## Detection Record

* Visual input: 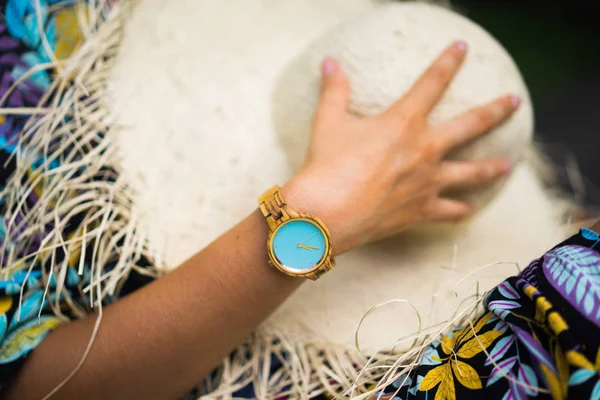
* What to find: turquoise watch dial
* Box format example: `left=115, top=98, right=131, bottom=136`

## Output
left=271, top=219, right=327, bottom=272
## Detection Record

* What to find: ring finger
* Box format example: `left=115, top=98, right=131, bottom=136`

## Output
left=438, top=159, right=511, bottom=191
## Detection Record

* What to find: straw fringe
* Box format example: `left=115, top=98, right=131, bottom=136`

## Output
left=1, top=0, right=163, bottom=321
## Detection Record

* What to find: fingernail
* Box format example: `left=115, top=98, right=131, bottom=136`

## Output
left=510, top=95, right=521, bottom=109
left=455, top=40, right=468, bottom=53
left=322, top=58, right=337, bottom=76
left=502, top=161, right=512, bottom=173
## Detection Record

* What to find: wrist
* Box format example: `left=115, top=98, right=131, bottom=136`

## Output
left=281, top=174, right=344, bottom=256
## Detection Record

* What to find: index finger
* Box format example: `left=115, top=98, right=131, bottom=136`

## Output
left=386, top=41, right=468, bottom=119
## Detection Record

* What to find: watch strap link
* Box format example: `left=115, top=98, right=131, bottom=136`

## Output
left=258, top=185, right=296, bottom=230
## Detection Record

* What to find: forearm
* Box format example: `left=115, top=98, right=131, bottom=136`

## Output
left=3, top=209, right=302, bottom=400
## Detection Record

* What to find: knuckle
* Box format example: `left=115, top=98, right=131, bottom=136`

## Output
left=472, top=108, right=495, bottom=127
left=327, top=80, right=344, bottom=95
left=419, top=140, right=441, bottom=161
left=384, top=114, right=414, bottom=140
left=430, top=64, right=452, bottom=84
left=472, top=167, right=489, bottom=184
left=391, top=111, right=412, bottom=128
left=320, top=92, right=340, bottom=108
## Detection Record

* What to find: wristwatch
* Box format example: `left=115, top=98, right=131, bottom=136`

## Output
left=258, top=185, right=335, bottom=280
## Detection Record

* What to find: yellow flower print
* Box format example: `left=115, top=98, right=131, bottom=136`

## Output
left=0, top=297, right=13, bottom=315
left=420, top=312, right=503, bottom=399
left=451, top=360, right=482, bottom=390
left=436, top=364, right=455, bottom=400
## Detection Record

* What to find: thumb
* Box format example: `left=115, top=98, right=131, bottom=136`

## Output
left=315, top=58, right=350, bottom=122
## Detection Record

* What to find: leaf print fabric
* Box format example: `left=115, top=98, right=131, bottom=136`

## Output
left=378, top=228, right=600, bottom=400
left=542, top=245, right=600, bottom=327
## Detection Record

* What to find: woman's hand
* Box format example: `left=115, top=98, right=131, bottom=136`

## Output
left=283, top=41, right=520, bottom=254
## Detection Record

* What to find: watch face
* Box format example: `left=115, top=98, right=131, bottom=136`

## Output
left=271, top=219, right=328, bottom=273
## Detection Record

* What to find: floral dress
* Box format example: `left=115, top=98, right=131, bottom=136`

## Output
left=1, top=1, right=599, bottom=399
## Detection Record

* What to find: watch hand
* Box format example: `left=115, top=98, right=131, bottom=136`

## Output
left=297, top=244, right=319, bottom=250
left=299, top=232, right=317, bottom=246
